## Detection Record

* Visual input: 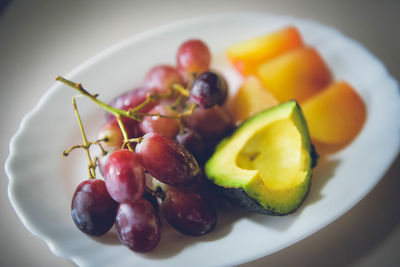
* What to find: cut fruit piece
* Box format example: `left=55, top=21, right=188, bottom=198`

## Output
left=226, top=26, right=304, bottom=76
left=301, top=81, right=366, bottom=144
left=257, top=47, right=332, bottom=103
left=205, top=101, right=314, bottom=215
left=229, top=76, right=279, bottom=124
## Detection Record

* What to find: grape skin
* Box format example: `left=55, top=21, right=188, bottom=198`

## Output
left=135, top=132, right=200, bottom=187
left=106, top=87, right=155, bottom=121
left=182, top=105, right=234, bottom=160
left=104, top=150, right=146, bottom=203
left=71, top=179, right=118, bottom=236
left=162, top=189, right=217, bottom=236
left=177, top=39, right=211, bottom=80
left=176, top=128, right=206, bottom=163
left=182, top=105, right=233, bottom=140
left=115, top=199, right=161, bottom=253
left=190, top=71, right=228, bottom=108
left=143, top=64, right=185, bottom=94
left=139, top=103, right=180, bottom=139
left=97, top=119, right=125, bottom=150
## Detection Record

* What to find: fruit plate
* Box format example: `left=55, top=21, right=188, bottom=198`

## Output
left=5, top=13, right=400, bottom=267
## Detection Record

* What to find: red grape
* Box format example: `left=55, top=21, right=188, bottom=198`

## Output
left=176, top=128, right=206, bottom=163
left=177, top=39, right=211, bottom=80
left=182, top=106, right=234, bottom=160
left=106, top=87, right=154, bottom=121
left=104, top=150, right=145, bottom=203
left=135, top=132, right=200, bottom=187
left=71, top=179, right=118, bottom=236
left=115, top=199, right=161, bottom=253
left=182, top=105, right=234, bottom=144
left=97, top=120, right=125, bottom=150
left=139, top=103, right=180, bottom=139
left=143, top=64, right=184, bottom=94
left=190, top=71, right=228, bottom=108
left=162, top=189, right=217, bottom=236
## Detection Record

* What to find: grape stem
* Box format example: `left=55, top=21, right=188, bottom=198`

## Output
left=171, top=83, right=190, bottom=97
left=122, top=136, right=144, bottom=150
left=63, top=139, right=107, bottom=157
left=115, top=114, right=134, bottom=151
left=71, top=97, right=96, bottom=179
left=56, top=76, right=138, bottom=120
left=56, top=76, right=194, bottom=122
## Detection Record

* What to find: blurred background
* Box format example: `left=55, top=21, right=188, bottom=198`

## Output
left=1, top=0, right=399, bottom=266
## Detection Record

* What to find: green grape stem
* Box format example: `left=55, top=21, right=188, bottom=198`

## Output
left=72, top=97, right=97, bottom=179
left=56, top=76, right=136, bottom=120
left=56, top=76, right=195, bottom=122
left=115, top=114, right=133, bottom=151
left=171, top=83, right=190, bottom=97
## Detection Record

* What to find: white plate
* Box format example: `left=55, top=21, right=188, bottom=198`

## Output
left=6, top=13, right=400, bottom=267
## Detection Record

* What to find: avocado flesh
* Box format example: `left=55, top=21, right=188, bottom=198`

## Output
left=205, top=101, right=312, bottom=215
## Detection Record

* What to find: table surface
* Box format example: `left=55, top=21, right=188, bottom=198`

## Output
left=1, top=1, right=400, bottom=266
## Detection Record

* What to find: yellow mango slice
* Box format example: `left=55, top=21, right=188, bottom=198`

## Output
left=301, top=81, right=366, bottom=144
left=257, top=47, right=332, bottom=104
left=229, top=76, right=279, bottom=124
left=226, top=26, right=304, bottom=76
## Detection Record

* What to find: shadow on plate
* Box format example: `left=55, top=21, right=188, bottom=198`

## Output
left=141, top=193, right=249, bottom=259
left=305, top=155, right=341, bottom=205
left=90, top=227, right=120, bottom=245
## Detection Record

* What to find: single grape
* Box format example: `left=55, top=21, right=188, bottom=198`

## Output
left=106, top=87, right=155, bottom=121
left=177, top=39, right=211, bottom=80
left=190, top=71, right=228, bottom=108
left=97, top=120, right=125, bottom=150
left=115, top=199, right=161, bottom=253
left=135, top=132, right=200, bottom=187
left=176, top=128, right=206, bottom=163
left=162, top=189, right=217, bottom=236
left=143, top=64, right=185, bottom=94
left=104, top=149, right=145, bottom=203
left=182, top=105, right=234, bottom=146
left=139, top=103, right=180, bottom=139
left=71, top=179, right=118, bottom=236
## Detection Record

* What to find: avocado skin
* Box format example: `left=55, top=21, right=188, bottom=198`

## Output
left=310, top=143, right=319, bottom=168
left=215, top=184, right=279, bottom=215
left=213, top=179, right=311, bottom=216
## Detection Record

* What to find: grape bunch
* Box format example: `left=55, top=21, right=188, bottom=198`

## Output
left=62, top=39, right=233, bottom=253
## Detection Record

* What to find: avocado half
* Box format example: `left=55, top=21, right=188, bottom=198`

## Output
left=205, top=100, right=315, bottom=215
